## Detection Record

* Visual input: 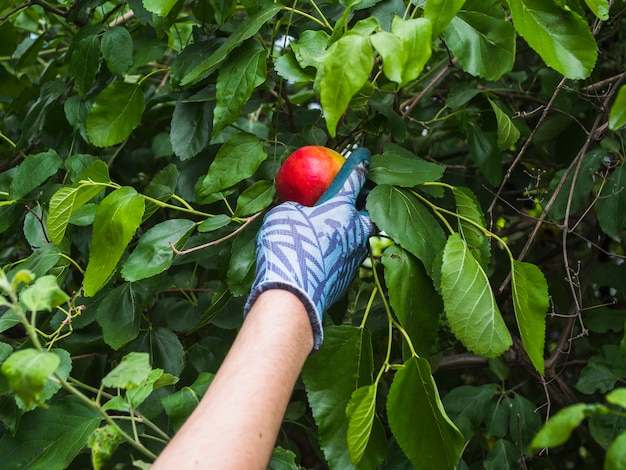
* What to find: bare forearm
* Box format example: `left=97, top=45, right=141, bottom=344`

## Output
left=153, top=289, right=313, bottom=469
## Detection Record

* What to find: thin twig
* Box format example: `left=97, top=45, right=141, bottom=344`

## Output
left=170, top=211, right=264, bottom=255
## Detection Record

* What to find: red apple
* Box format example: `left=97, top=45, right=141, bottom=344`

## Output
left=275, top=146, right=346, bottom=206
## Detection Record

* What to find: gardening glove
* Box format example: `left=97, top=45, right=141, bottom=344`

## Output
left=243, top=147, right=374, bottom=351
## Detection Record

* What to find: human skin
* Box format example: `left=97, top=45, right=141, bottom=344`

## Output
left=152, top=289, right=313, bottom=469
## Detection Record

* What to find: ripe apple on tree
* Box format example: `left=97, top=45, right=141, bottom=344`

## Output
left=275, top=145, right=346, bottom=207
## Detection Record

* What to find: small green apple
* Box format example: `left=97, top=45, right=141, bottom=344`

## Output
left=275, top=146, right=346, bottom=206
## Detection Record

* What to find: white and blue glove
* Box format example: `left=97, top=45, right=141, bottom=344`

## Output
left=243, top=148, right=374, bottom=350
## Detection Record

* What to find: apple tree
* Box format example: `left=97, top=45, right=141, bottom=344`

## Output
left=1, top=0, right=625, bottom=468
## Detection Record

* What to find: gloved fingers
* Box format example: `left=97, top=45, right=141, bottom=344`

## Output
left=315, top=147, right=371, bottom=206
left=356, top=210, right=376, bottom=238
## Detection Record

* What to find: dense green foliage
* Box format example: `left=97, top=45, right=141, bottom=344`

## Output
left=0, top=0, right=625, bottom=468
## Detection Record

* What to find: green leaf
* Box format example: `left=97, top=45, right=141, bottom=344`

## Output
left=0, top=396, right=101, bottom=469
left=576, top=361, right=616, bottom=394
left=20, top=275, right=69, bottom=312
left=382, top=244, right=440, bottom=357
left=143, top=164, right=179, bottom=219
left=346, top=384, right=377, bottom=464
left=213, top=40, right=268, bottom=137
left=370, top=17, right=432, bottom=87
left=88, top=424, right=123, bottom=470
left=1, top=348, right=60, bottom=407
left=468, top=123, right=501, bottom=186
left=597, top=161, right=626, bottom=239
left=234, top=180, right=275, bottom=217
left=198, top=214, right=232, bottom=232
left=508, top=393, right=542, bottom=448
left=302, top=326, right=386, bottom=470
left=179, top=4, right=282, bottom=86
left=511, top=261, right=548, bottom=374
left=269, top=447, right=299, bottom=470
left=509, top=0, right=597, bottom=79
left=423, top=0, right=465, bottom=38
left=606, top=388, right=626, bottom=408
left=129, top=326, right=186, bottom=376
left=47, top=160, right=110, bottom=245
left=367, top=185, right=446, bottom=272
left=162, top=372, right=214, bottom=431
left=453, top=186, right=490, bottom=268
left=195, top=132, right=268, bottom=202
left=102, top=352, right=151, bottom=389
left=274, top=51, right=314, bottom=83
left=489, top=98, right=521, bottom=150
left=291, top=30, right=330, bottom=70
left=440, top=233, right=512, bottom=357
left=9, top=149, right=63, bottom=200
left=369, top=150, right=445, bottom=187
left=387, top=356, right=464, bottom=470
left=101, top=26, right=133, bottom=77
left=68, top=32, right=101, bottom=98
left=320, top=33, right=374, bottom=137
left=530, top=403, right=589, bottom=449
left=170, top=96, right=213, bottom=161
left=121, top=219, right=196, bottom=281
left=86, top=82, right=145, bottom=147
left=485, top=439, right=520, bottom=469
left=606, top=431, right=626, bottom=470
left=96, top=283, right=142, bottom=350
left=143, top=0, right=178, bottom=16
left=584, top=0, right=609, bottom=20
left=226, top=216, right=262, bottom=296
left=443, top=384, right=498, bottom=439
left=83, top=186, right=145, bottom=296
left=445, top=0, right=515, bottom=81
left=609, top=85, right=626, bottom=131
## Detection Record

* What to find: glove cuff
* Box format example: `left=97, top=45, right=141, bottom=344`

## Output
left=243, top=281, right=324, bottom=351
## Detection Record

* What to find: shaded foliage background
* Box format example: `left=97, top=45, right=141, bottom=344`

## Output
left=1, top=0, right=626, bottom=468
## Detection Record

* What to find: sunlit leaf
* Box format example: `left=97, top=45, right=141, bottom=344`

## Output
left=453, top=186, right=490, bottom=268
left=489, top=98, right=521, bottom=150
left=83, top=187, right=145, bottom=296
left=440, top=233, right=512, bottom=357
left=511, top=261, right=549, bottom=374
left=609, top=85, right=626, bottom=131
left=530, top=403, right=589, bottom=449
left=371, top=17, right=431, bottom=87
left=424, top=0, right=465, bottom=38
left=47, top=160, right=110, bottom=244
left=1, top=349, right=60, bottom=407
left=509, top=0, right=597, bottom=79
left=346, top=384, right=377, bottom=464
left=320, top=33, right=374, bottom=137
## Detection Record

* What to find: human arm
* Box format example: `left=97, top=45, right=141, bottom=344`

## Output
left=152, top=289, right=312, bottom=469
left=152, top=149, right=373, bottom=468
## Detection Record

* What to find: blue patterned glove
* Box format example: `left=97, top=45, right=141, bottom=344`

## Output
left=243, top=148, right=374, bottom=350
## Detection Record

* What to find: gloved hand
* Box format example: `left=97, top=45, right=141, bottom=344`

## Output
left=243, top=147, right=374, bottom=350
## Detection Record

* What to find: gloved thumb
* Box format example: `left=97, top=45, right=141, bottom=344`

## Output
left=315, top=147, right=371, bottom=206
